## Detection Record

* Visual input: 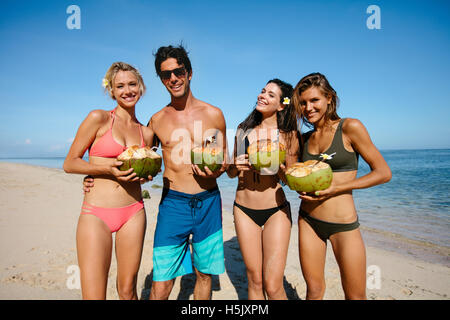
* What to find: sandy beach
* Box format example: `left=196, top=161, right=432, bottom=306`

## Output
left=0, top=162, right=448, bottom=300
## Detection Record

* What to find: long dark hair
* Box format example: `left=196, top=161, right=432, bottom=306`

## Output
left=239, top=79, right=296, bottom=132
left=235, top=79, right=297, bottom=157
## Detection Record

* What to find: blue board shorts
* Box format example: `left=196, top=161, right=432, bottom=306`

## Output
left=152, top=187, right=225, bottom=282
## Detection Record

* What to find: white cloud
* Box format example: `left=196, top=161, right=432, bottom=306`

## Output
left=25, top=139, right=31, bottom=145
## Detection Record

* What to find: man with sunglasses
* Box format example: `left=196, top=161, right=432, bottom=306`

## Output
left=147, top=45, right=227, bottom=300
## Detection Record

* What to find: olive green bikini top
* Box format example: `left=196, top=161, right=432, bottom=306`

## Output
left=301, top=118, right=359, bottom=172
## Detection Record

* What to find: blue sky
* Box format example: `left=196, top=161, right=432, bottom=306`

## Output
left=0, top=0, right=449, bottom=157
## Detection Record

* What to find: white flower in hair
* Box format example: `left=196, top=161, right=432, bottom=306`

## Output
left=102, top=78, right=109, bottom=88
left=283, top=97, right=290, bottom=105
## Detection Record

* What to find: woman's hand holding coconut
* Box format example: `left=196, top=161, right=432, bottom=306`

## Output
left=116, top=145, right=162, bottom=182
left=109, top=159, right=139, bottom=182
left=298, top=184, right=338, bottom=202
left=82, top=159, right=157, bottom=193
left=285, top=160, right=335, bottom=200
left=226, top=153, right=254, bottom=178
left=82, top=159, right=140, bottom=194
left=234, top=154, right=253, bottom=172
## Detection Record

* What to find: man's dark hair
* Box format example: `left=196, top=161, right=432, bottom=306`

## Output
left=154, top=44, right=192, bottom=77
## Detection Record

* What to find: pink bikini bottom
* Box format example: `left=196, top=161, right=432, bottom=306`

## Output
left=81, top=200, right=144, bottom=233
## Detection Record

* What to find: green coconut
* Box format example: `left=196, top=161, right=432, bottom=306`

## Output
left=117, top=145, right=162, bottom=178
left=247, top=139, right=286, bottom=172
left=191, top=146, right=224, bottom=172
left=285, top=160, right=332, bottom=192
left=191, top=135, right=224, bottom=172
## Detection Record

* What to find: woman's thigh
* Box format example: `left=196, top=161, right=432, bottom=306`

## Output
left=115, top=209, right=147, bottom=281
left=298, top=218, right=328, bottom=286
left=233, top=207, right=263, bottom=275
left=329, top=228, right=366, bottom=299
left=262, top=209, right=292, bottom=282
left=76, top=214, right=113, bottom=299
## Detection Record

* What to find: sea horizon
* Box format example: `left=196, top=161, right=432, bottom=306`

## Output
left=1, top=147, right=449, bottom=160
left=2, top=148, right=449, bottom=257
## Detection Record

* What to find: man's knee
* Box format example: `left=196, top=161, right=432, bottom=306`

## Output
left=150, top=280, right=174, bottom=300
left=195, top=269, right=212, bottom=283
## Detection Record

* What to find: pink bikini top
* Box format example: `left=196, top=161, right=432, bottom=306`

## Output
left=89, top=109, right=145, bottom=158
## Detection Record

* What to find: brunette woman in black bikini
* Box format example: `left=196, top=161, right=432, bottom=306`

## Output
left=291, top=73, right=391, bottom=299
left=227, top=79, right=299, bottom=299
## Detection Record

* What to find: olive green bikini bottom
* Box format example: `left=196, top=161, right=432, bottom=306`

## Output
left=299, top=209, right=360, bottom=242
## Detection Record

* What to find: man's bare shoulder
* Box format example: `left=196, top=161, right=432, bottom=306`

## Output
left=148, top=106, right=170, bottom=125
left=195, top=100, right=223, bottom=117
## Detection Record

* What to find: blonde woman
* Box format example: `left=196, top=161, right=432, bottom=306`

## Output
left=64, top=62, right=153, bottom=299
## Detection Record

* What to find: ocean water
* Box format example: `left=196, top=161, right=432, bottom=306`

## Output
left=354, top=149, right=450, bottom=248
left=2, top=149, right=449, bottom=248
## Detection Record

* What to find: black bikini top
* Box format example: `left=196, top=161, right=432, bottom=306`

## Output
left=301, top=118, right=359, bottom=172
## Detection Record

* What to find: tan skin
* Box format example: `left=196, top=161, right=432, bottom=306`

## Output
left=83, top=59, right=227, bottom=300
left=147, top=58, right=227, bottom=300
left=227, top=83, right=299, bottom=300
left=296, top=86, right=392, bottom=300
left=63, top=70, right=153, bottom=300
left=85, top=59, right=227, bottom=299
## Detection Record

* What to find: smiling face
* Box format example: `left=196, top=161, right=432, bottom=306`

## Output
left=255, top=82, right=284, bottom=117
left=111, top=70, right=141, bottom=108
left=298, top=86, right=332, bottom=126
left=159, top=57, right=192, bottom=99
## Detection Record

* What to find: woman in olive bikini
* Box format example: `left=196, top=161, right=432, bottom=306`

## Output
left=291, top=73, right=391, bottom=299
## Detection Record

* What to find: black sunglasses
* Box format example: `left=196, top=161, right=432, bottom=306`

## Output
left=159, top=67, right=187, bottom=80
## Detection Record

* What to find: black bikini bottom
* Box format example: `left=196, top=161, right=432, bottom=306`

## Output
left=234, top=201, right=291, bottom=227
left=299, top=209, right=360, bottom=242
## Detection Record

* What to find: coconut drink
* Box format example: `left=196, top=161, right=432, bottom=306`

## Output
left=285, top=160, right=333, bottom=192
left=247, top=139, right=286, bottom=172
left=117, top=145, right=162, bottom=178
left=191, top=136, right=224, bottom=172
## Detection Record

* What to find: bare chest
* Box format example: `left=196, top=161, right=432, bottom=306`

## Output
left=154, top=111, right=219, bottom=150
